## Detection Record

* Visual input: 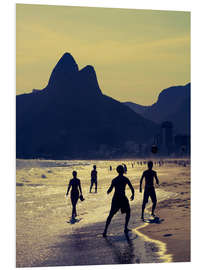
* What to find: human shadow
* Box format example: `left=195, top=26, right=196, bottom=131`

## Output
left=144, top=216, right=164, bottom=224
left=66, top=217, right=82, bottom=224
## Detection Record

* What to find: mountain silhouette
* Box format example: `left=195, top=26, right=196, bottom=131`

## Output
left=16, top=53, right=158, bottom=159
left=125, top=83, right=190, bottom=135
left=166, top=97, right=190, bottom=134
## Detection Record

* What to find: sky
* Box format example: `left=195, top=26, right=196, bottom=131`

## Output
left=16, top=4, right=190, bottom=105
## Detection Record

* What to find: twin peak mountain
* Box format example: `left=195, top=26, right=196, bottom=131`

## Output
left=16, top=52, right=158, bottom=159
left=45, top=52, right=102, bottom=98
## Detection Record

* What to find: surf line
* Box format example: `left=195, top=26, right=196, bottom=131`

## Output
left=132, top=207, right=173, bottom=263
left=132, top=223, right=172, bottom=263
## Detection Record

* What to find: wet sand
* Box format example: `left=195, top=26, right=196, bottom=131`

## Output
left=16, top=159, right=190, bottom=267
left=30, top=204, right=163, bottom=267
left=137, top=163, right=190, bottom=262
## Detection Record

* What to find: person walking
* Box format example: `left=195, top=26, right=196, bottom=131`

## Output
left=66, top=171, right=83, bottom=219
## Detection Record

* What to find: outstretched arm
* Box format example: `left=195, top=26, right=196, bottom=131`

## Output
left=140, top=173, right=144, bottom=193
left=66, top=181, right=71, bottom=196
left=107, top=181, right=114, bottom=194
left=155, top=172, right=160, bottom=186
left=127, top=179, right=134, bottom=200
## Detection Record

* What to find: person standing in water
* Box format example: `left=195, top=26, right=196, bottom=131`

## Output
left=103, top=165, right=134, bottom=237
left=139, top=161, right=160, bottom=220
left=66, top=171, right=83, bottom=219
left=90, top=165, right=97, bottom=193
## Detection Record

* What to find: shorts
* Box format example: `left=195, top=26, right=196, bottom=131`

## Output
left=110, top=196, right=130, bottom=215
left=91, top=179, right=97, bottom=184
left=143, top=186, right=157, bottom=204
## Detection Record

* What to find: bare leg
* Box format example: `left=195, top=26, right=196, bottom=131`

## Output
left=74, top=205, right=77, bottom=217
left=89, top=181, right=93, bottom=193
left=72, top=203, right=77, bottom=218
left=72, top=206, right=75, bottom=218
left=124, top=210, right=131, bottom=232
left=95, top=181, right=97, bottom=193
left=141, top=203, right=146, bottom=220
left=151, top=201, right=157, bottom=216
left=71, top=196, right=78, bottom=218
left=103, top=212, right=115, bottom=237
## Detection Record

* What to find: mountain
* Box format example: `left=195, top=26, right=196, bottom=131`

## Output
left=125, top=83, right=190, bottom=135
left=166, top=97, right=190, bottom=134
left=16, top=53, right=158, bottom=159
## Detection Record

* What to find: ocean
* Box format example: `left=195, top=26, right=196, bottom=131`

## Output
left=16, top=159, right=179, bottom=267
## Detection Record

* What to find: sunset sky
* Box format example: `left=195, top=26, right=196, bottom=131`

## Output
left=16, top=4, right=190, bottom=105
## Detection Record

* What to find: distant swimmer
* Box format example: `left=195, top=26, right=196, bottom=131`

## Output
left=103, top=165, right=134, bottom=237
left=90, top=165, right=97, bottom=193
left=139, top=161, right=160, bottom=220
left=66, top=171, right=83, bottom=219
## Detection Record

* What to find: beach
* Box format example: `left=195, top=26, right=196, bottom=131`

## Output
left=16, top=159, right=190, bottom=267
left=138, top=163, right=190, bottom=262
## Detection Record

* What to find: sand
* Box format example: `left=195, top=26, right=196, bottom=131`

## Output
left=16, top=159, right=190, bottom=267
left=137, top=161, right=190, bottom=262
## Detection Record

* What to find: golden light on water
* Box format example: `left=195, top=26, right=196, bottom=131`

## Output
left=133, top=215, right=173, bottom=263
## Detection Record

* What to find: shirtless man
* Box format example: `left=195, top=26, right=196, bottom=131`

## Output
left=103, top=165, right=134, bottom=237
left=140, top=161, right=160, bottom=220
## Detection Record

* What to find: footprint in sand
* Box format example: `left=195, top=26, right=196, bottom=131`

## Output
left=16, top=182, right=24, bottom=186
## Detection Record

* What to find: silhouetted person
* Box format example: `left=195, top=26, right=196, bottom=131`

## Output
left=103, top=165, right=134, bottom=237
left=90, top=165, right=97, bottom=193
left=140, top=161, right=160, bottom=220
left=66, top=171, right=83, bottom=219
left=110, top=165, right=112, bottom=171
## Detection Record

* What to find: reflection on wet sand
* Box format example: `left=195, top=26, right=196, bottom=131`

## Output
left=134, top=219, right=173, bottom=263
left=16, top=159, right=189, bottom=267
left=103, top=233, right=139, bottom=264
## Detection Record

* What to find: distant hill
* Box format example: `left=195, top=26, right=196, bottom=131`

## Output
left=16, top=53, right=158, bottom=159
left=125, top=83, right=190, bottom=135
left=166, top=97, right=190, bottom=134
